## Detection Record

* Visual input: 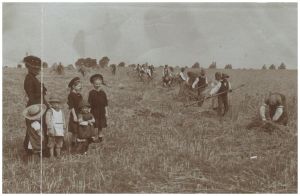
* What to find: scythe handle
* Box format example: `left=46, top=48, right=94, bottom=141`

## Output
left=184, top=84, right=246, bottom=107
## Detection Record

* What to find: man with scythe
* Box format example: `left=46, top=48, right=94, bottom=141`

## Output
left=209, top=72, right=232, bottom=116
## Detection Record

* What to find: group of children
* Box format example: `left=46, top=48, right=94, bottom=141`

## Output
left=23, top=73, right=108, bottom=159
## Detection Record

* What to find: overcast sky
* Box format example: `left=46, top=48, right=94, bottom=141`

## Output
left=3, top=3, right=297, bottom=69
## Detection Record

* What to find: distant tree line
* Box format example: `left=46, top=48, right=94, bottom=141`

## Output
left=24, top=56, right=288, bottom=71
left=262, top=62, right=287, bottom=70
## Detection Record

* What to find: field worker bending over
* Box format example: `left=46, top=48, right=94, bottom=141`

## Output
left=210, top=72, right=232, bottom=116
left=192, top=68, right=208, bottom=106
left=145, top=66, right=152, bottom=78
left=260, top=93, right=288, bottom=126
left=179, top=68, right=187, bottom=83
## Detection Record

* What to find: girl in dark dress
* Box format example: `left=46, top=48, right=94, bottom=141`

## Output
left=67, top=77, right=83, bottom=146
left=88, top=74, right=108, bottom=142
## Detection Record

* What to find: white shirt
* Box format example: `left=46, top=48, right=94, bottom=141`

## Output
left=192, top=76, right=208, bottom=89
left=210, top=80, right=231, bottom=95
left=146, top=68, right=152, bottom=76
left=260, top=103, right=284, bottom=121
left=179, top=72, right=186, bottom=81
left=51, top=108, right=65, bottom=136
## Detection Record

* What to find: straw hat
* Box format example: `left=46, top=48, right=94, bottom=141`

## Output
left=23, top=104, right=47, bottom=120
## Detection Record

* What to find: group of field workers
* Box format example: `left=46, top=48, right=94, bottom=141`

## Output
left=164, top=64, right=288, bottom=125
left=22, top=55, right=108, bottom=160
left=21, top=55, right=288, bottom=161
left=135, top=63, right=155, bottom=79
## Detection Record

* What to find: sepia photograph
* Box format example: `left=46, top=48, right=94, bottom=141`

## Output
left=2, top=2, right=297, bottom=193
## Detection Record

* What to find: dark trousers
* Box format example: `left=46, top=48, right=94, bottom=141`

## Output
left=197, top=88, right=206, bottom=106
left=218, top=94, right=229, bottom=116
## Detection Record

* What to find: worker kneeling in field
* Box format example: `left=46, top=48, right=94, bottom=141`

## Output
left=209, top=72, right=232, bottom=116
left=260, top=93, right=288, bottom=126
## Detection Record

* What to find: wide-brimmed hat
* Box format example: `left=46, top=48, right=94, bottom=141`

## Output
left=90, top=74, right=104, bottom=83
left=68, top=77, right=80, bottom=88
left=78, top=100, right=91, bottom=109
left=48, top=96, right=62, bottom=103
left=23, top=104, right=47, bottom=120
left=23, top=56, right=41, bottom=69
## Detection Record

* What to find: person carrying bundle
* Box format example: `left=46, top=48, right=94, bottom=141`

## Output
left=209, top=72, right=232, bottom=116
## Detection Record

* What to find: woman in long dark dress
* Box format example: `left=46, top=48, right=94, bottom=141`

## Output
left=67, top=77, right=83, bottom=146
left=88, top=74, right=108, bottom=142
left=23, top=55, right=48, bottom=155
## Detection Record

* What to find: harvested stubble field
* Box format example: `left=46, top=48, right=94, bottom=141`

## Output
left=2, top=67, right=297, bottom=193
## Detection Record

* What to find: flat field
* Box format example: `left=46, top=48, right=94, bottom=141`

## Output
left=2, top=67, right=297, bottom=193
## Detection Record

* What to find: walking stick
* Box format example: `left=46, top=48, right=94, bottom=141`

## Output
left=183, top=84, right=246, bottom=107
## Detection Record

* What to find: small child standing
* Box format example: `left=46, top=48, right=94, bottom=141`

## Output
left=75, top=101, right=96, bottom=154
left=45, top=96, right=66, bottom=159
left=67, top=77, right=83, bottom=147
left=88, top=74, right=108, bottom=142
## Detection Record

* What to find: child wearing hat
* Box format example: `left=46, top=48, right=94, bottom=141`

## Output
left=23, top=104, right=47, bottom=155
left=67, top=77, right=83, bottom=146
left=45, top=96, right=66, bottom=159
left=75, top=100, right=95, bottom=154
left=88, top=74, right=109, bottom=142
left=77, top=101, right=95, bottom=140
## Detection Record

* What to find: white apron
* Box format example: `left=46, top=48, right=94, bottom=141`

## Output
left=51, top=109, right=64, bottom=136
